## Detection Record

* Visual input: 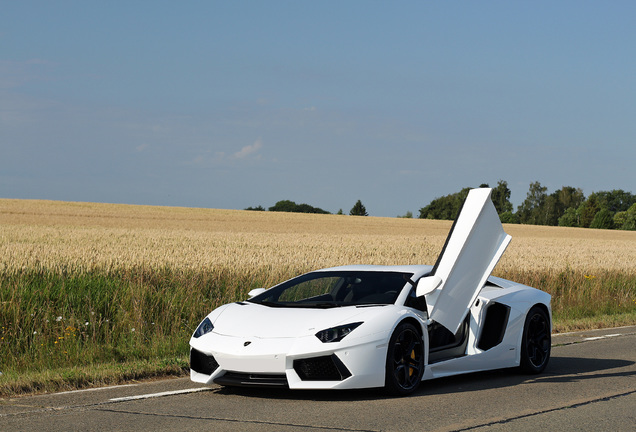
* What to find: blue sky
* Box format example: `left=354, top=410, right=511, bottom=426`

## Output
left=2, top=1, right=635, bottom=216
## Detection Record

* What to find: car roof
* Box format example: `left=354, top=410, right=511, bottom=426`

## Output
left=313, top=264, right=433, bottom=277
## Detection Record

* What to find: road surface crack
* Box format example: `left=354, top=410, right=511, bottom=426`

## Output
left=449, top=389, right=636, bottom=431
left=94, top=407, right=380, bottom=431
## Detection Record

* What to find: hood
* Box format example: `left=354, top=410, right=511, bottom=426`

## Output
left=210, top=302, right=385, bottom=338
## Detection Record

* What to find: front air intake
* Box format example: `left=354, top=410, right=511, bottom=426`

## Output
left=190, top=348, right=219, bottom=375
left=293, top=354, right=352, bottom=381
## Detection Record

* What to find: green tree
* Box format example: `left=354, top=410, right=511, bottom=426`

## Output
left=244, top=205, right=265, bottom=211
left=419, top=187, right=470, bottom=220
left=590, top=208, right=615, bottom=229
left=349, top=200, right=368, bottom=216
left=594, top=189, right=636, bottom=213
left=614, top=203, right=636, bottom=230
left=580, top=195, right=600, bottom=228
left=268, top=200, right=330, bottom=214
left=542, top=193, right=560, bottom=226
left=517, top=181, right=548, bottom=225
left=558, top=207, right=580, bottom=227
left=269, top=200, right=297, bottom=212
left=557, top=186, right=585, bottom=209
left=491, top=180, right=513, bottom=214
left=541, top=186, right=584, bottom=226
left=499, top=211, right=518, bottom=224
left=397, top=211, right=413, bottom=218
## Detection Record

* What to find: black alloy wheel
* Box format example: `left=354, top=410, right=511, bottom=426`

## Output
left=385, top=322, right=424, bottom=395
left=520, top=306, right=551, bottom=373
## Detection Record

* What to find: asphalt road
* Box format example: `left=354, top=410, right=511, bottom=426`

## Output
left=1, top=326, right=635, bottom=432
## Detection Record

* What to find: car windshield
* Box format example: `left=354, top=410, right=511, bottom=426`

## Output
left=248, top=271, right=412, bottom=308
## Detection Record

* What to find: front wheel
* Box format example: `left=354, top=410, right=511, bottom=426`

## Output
left=385, top=322, right=424, bottom=396
left=519, top=306, right=551, bottom=373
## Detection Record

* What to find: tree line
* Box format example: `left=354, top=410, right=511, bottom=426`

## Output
left=246, top=181, right=635, bottom=230
left=418, top=180, right=636, bottom=230
left=246, top=199, right=368, bottom=216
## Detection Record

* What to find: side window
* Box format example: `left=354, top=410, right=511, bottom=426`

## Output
left=405, top=288, right=428, bottom=313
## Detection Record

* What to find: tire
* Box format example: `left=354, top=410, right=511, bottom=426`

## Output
left=519, top=306, right=551, bottom=374
left=385, top=322, right=424, bottom=396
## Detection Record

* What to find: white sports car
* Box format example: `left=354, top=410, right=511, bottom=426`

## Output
left=190, top=188, right=551, bottom=395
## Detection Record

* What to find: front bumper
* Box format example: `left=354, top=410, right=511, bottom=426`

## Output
left=189, top=332, right=389, bottom=390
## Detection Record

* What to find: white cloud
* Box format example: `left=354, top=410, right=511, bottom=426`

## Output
left=185, top=139, right=264, bottom=167
left=233, top=138, right=263, bottom=159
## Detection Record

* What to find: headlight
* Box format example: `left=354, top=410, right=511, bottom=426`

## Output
left=315, top=322, right=362, bottom=343
left=193, top=317, right=214, bottom=338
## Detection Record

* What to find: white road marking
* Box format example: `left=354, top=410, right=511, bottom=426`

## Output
left=553, top=324, right=635, bottom=337
left=583, top=333, right=622, bottom=341
left=109, top=387, right=211, bottom=402
left=54, top=384, right=139, bottom=395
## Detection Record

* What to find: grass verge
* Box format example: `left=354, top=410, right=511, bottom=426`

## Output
left=0, top=357, right=188, bottom=398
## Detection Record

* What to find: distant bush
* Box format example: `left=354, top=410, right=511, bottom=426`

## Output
left=268, top=200, right=330, bottom=214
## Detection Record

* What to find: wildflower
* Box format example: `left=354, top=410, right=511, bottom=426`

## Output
left=131, top=328, right=135, bottom=332
left=56, top=316, right=63, bottom=322
left=85, top=322, right=89, bottom=326
left=33, top=331, right=37, bottom=335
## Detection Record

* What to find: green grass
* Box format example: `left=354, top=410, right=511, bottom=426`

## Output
left=0, top=357, right=188, bottom=397
left=1, top=267, right=634, bottom=397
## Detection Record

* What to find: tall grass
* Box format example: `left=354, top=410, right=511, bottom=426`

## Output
left=2, top=265, right=633, bottom=377
left=0, top=266, right=268, bottom=373
left=499, top=268, right=635, bottom=326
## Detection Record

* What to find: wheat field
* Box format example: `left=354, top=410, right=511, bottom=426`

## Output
left=3, top=198, right=635, bottom=277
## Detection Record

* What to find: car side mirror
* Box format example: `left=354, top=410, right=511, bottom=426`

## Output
left=416, top=275, right=442, bottom=297
left=247, top=288, right=266, bottom=298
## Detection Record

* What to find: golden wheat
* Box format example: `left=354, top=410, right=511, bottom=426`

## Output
left=2, top=199, right=635, bottom=280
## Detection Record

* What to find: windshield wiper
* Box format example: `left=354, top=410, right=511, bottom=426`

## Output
left=253, top=300, right=286, bottom=308
left=309, top=302, right=340, bottom=308
left=252, top=300, right=340, bottom=309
